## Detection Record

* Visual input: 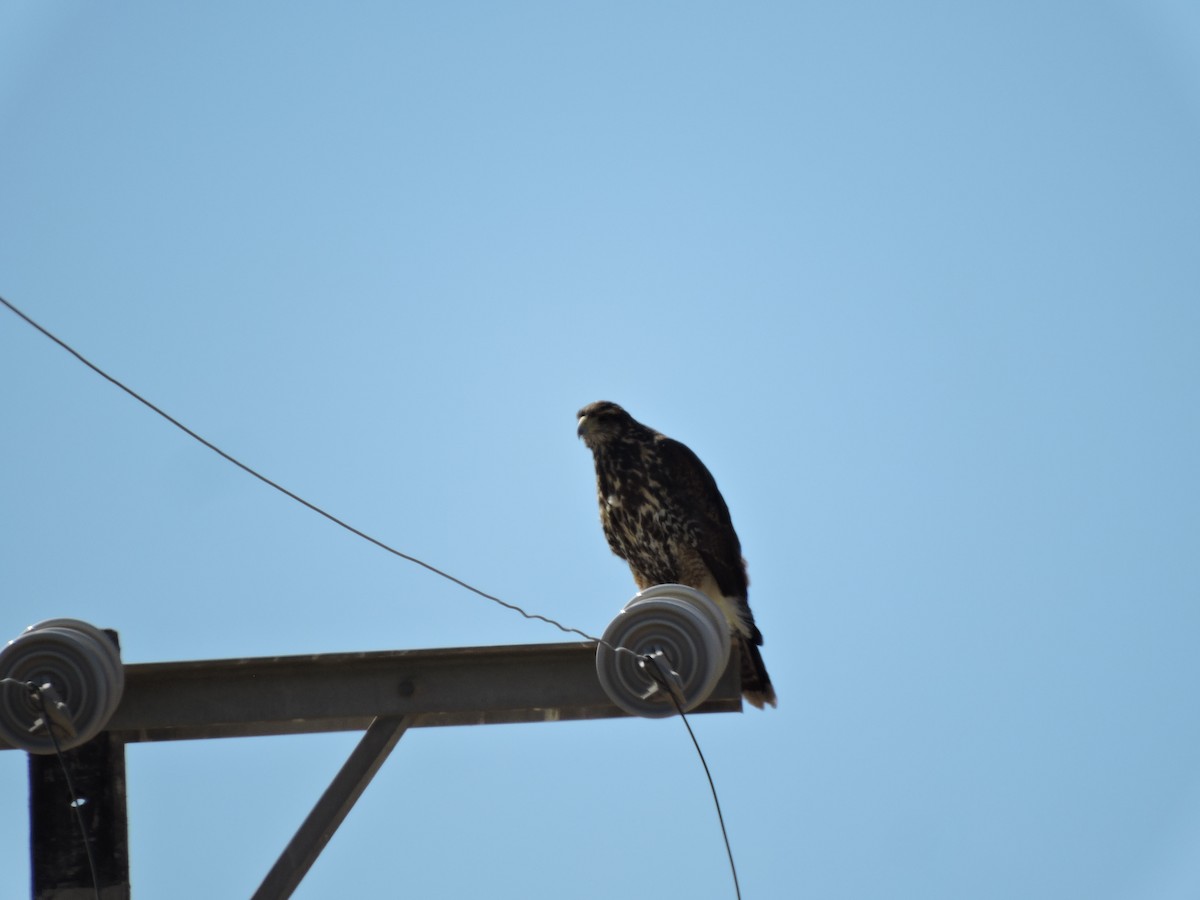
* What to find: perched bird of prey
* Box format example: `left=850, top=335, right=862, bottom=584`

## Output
left=577, top=401, right=776, bottom=709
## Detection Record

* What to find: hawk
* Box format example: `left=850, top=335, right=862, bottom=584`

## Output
left=577, top=401, right=776, bottom=709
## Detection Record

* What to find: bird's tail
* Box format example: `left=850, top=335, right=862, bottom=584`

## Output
left=739, top=636, right=777, bottom=709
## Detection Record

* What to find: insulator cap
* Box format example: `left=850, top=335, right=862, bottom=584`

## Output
left=595, top=584, right=731, bottom=718
left=0, top=619, right=124, bottom=754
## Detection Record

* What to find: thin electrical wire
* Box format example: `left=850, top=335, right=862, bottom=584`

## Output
left=0, top=294, right=603, bottom=645
left=2, top=295, right=743, bottom=899
left=0, top=678, right=104, bottom=900
left=645, top=657, right=743, bottom=900
left=673, top=700, right=743, bottom=900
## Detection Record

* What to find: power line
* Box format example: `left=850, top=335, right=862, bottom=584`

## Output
left=0, top=295, right=601, bottom=645
left=645, top=655, right=742, bottom=900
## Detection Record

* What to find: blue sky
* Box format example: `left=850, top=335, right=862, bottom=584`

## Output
left=2, top=2, right=1199, bottom=898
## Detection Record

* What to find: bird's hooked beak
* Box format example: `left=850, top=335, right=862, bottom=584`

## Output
left=576, top=414, right=589, bottom=439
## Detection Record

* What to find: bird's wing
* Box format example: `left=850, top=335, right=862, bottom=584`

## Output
left=656, top=435, right=748, bottom=601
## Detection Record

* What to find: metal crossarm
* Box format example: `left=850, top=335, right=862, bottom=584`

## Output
left=8, top=639, right=742, bottom=898
left=42, top=640, right=741, bottom=747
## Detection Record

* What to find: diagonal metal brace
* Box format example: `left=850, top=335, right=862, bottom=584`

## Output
left=252, top=715, right=410, bottom=900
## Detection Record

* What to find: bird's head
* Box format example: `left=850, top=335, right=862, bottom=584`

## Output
left=576, top=400, right=635, bottom=450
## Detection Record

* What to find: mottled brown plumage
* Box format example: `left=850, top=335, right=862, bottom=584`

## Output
left=577, top=401, right=776, bottom=709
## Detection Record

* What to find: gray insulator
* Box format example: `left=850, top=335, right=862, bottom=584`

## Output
left=595, top=584, right=731, bottom=718
left=0, top=618, right=125, bottom=754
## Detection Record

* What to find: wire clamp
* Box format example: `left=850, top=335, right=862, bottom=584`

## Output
left=27, top=683, right=78, bottom=740
left=638, top=651, right=687, bottom=708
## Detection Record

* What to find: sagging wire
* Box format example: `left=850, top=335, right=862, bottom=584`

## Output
left=0, top=295, right=602, bottom=646
left=0, top=677, right=102, bottom=900
left=642, top=654, right=742, bottom=900
left=1, top=294, right=744, bottom=899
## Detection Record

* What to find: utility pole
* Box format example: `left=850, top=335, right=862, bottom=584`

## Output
left=23, top=628, right=130, bottom=900
left=2, top=588, right=741, bottom=899
left=30, top=731, right=129, bottom=900
left=6, top=636, right=741, bottom=899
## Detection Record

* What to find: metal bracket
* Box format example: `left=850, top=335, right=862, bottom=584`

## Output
left=252, top=715, right=410, bottom=900
left=638, top=650, right=688, bottom=708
